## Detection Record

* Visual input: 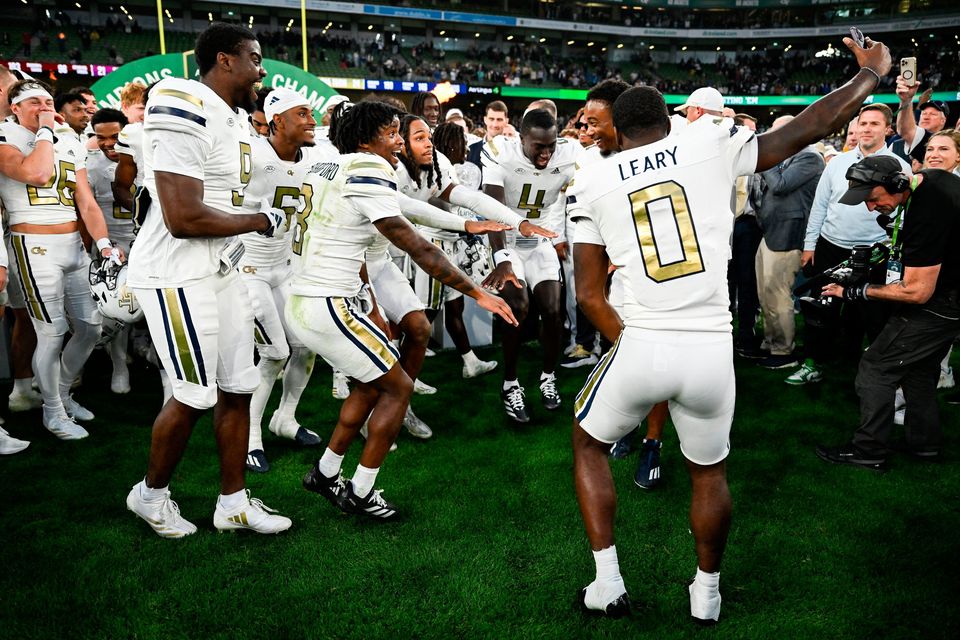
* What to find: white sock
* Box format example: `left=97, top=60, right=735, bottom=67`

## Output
left=318, top=448, right=344, bottom=478
left=218, top=489, right=247, bottom=512
left=249, top=357, right=284, bottom=451
left=503, top=379, right=519, bottom=392
left=541, top=371, right=555, bottom=382
left=34, top=332, right=65, bottom=412
left=108, top=324, right=131, bottom=370
left=141, top=479, right=168, bottom=502
left=462, top=350, right=479, bottom=366
left=593, top=545, right=622, bottom=583
left=695, top=567, right=720, bottom=590
left=59, top=320, right=101, bottom=397
left=351, top=464, right=379, bottom=498
left=276, top=347, right=314, bottom=419
left=159, top=370, right=173, bottom=404
left=13, top=378, right=33, bottom=395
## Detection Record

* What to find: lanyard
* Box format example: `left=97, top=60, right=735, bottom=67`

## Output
left=890, top=175, right=920, bottom=253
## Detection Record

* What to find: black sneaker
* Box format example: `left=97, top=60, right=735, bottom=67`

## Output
left=502, top=385, right=530, bottom=423
left=577, top=587, right=631, bottom=619
left=294, top=426, right=323, bottom=447
left=815, top=443, right=887, bottom=470
left=758, top=353, right=799, bottom=370
left=634, top=439, right=662, bottom=489
left=302, top=463, right=346, bottom=507
left=945, top=391, right=960, bottom=405
left=889, top=439, right=941, bottom=461
left=735, top=344, right=769, bottom=359
left=246, top=449, right=270, bottom=474
left=609, top=432, right=635, bottom=459
left=540, top=375, right=561, bottom=411
left=337, top=480, right=400, bottom=521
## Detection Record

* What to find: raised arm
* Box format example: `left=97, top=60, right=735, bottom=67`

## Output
left=756, top=36, right=891, bottom=172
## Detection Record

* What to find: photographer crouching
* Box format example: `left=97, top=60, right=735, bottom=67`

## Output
left=816, top=156, right=960, bottom=469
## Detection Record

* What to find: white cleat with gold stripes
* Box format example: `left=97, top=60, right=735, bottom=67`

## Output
left=126, top=483, right=198, bottom=539
left=213, top=490, right=292, bottom=534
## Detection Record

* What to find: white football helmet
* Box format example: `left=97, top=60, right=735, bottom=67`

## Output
left=89, top=259, right=144, bottom=323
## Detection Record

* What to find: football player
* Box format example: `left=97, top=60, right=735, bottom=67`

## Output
left=124, top=23, right=291, bottom=538
left=238, top=87, right=324, bottom=474
left=0, top=79, right=121, bottom=440
left=293, top=100, right=517, bottom=520
left=86, top=107, right=135, bottom=394
left=481, top=108, right=578, bottom=423
left=569, top=37, right=892, bottom=623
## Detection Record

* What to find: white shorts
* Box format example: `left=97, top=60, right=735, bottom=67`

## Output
left=4, top=236, right=25, bottom=310
left=286, top=292, right=399, bottom=384
left=368, top=258, right=424, bottom=324
left=413, top=237, right=462, bottom=311
left=238, top=260, right=303, bottom=360
left=574, top=327, right=735, bottom=466
left=135, top=271, right=260, bottom=410
left=9, top=232, right=100, bottom=335
left=510, top=240, right=562, bottom=291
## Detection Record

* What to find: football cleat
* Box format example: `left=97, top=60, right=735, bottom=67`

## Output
left=8, top=388, right=43, bottom=412
left=501, top=385, right=530, bottom=423
left=43, top=411, right=89, bottom=440
left=609, top=432, right=635, bottom=459
left=213, top=490, right=292, bottom=534
left=634, top=438, right=662, bottom=489
left=337, top=480, right=400, bottom=521
left=111, top=367, right=131, bottom=394
left=303, top=463, right=347, bottom=506
left=246, top=449, right=270, bottom=473
left=938, top=367, right=955, bottom=389
left=577, top=581, right=631, bottom=619
left=0, top=427, right=30, bottom=455
left=331, top=369, right=350, bottom=400
left=561, top=344, right=599, bottom=369
left=403, top=406, right=433, bottom=439
left=463, top=358, right=498, bottom=379
left=360, top=421, right=398, bottom=452
left=539, top=375, right=561, bottom=411
left=413, top=378, right=437, bottom=395
left=294, top=426, right=323, bottom=447
left=62, top=396, right=95, bottom=422
left=689, top=580, right=721, bottom=624
left=126, top=483, right=197, bottom=539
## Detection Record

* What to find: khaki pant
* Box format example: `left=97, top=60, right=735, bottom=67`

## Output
left=755, top=239, right=800, bottom=356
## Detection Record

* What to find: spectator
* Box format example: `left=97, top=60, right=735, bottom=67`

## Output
left=467, top=100, right=509, bottom=171
left=754, top=115, right=825, bottom=369
left=786, top=103, right=911, bottom=385
left=894, top=76, right=949, bottom=165
left=729, top=112, right=763, bottom=358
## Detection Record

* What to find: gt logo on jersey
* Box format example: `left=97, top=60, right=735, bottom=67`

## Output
left=30, top=246, right=47, bottom=255
left=517, top=183, right=546, bottom=219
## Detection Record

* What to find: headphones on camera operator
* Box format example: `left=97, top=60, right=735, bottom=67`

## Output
left=843, top=162, right=911, bottom=195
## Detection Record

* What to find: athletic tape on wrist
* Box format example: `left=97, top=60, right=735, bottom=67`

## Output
left=493, top=249, right=516, bottom=266
left=96, top=238, right=113, bottom=252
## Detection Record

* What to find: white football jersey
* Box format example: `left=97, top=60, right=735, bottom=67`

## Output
left=239, top=136, right=314, bottom=266
left=115, top=121, right=145, bottom=185
left=396, top=150, right=460, bottom=242
left=127, top=78, right=253, bottom=288
left=481, top=135, right=579, bottom=246
left=569, top=117, right=758, bottom=333
left=86, top=150, right=134, bottom=240
left=0, top=121, right=86, bottom=226
left=292, top=152, right=402, bottom=297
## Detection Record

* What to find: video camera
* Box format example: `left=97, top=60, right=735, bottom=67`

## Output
left=794, top=242, right=889, bottom=326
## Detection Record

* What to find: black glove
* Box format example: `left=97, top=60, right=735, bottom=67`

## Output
left=843, top=282, right=869, bottom=302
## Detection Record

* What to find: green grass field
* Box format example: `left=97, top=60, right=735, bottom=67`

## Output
left=2, top=342, right=958, bottom=639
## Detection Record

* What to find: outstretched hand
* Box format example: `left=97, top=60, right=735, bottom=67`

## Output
left=518, top=220, right=558, bottom=239
left=482, top=262, right=522, bottom=291
left=464, top=219, right=511, bottom=235
left=842, top=35, right=891, bottom=78
left=476, top=290, right=518, bottom=326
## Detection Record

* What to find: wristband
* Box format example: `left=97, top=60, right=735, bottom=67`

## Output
left=96, top=238, right=113, bottom=253
left=493, top=249, right=515, bottom=266
left=843, top=282, right=869, bottom=302
left=35, top=127, right=54, bottom=144
left=860, top=67, right=881, bottom=83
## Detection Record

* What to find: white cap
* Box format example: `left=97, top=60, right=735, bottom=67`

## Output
left=324, top=94, right=350, bottom=112
left=264, top=88, right=311, bottom=122
left=445, top=108, right=464, bottom=120
left=673, top=87, right=724, bottom=113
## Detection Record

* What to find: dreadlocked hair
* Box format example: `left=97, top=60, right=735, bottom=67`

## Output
left=331, top=100, right=401, bottom=154
left=399, top=114, right=441, bottom=192
left=410, top=92, right=437, bottom=120
left=432, top=122, right=467, bottom=166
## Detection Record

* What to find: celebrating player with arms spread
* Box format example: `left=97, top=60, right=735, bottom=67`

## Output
left=124, top=23, right=292, bottom=539
left=0, top=79, right=121, bottom=440
left=570, top=35, right=892, bottom=623
left=292, top=100, right=517, bottom=521
left=481, top=108, right=578, bottom=423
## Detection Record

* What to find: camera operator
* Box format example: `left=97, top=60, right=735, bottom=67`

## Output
left=816, top=156, right=960, bottom=468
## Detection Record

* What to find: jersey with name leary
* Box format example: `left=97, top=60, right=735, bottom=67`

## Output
left=569, top=117, right=758, bottom=333
left=127, top=78, right=254, bottom=288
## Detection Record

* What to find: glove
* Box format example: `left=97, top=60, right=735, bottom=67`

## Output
left=258, top=208, right=285, bottom=238
left=843, top=282, right=869, bottom=302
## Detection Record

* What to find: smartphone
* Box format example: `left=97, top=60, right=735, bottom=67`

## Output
left=900, top=57, right=917, bottom=86
left=849, top=27, right=865, bottom=48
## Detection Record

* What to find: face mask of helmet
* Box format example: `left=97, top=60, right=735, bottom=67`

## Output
left=89, top=259, right=144, bottom=324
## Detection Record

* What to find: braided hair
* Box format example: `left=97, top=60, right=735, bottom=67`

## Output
left=399, top=114, right=442, bottom=192
left=331, top=100, right=401, bottom=155
left=410, top=92, right=438, bottom=122
left=432, top=122, right=467, bottom=166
